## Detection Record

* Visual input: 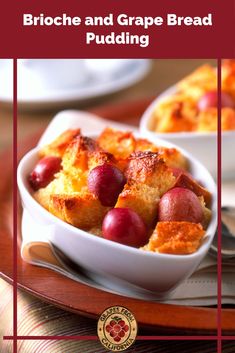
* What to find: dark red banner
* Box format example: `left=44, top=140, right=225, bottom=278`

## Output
left=0, top=0, right=234, bottom=58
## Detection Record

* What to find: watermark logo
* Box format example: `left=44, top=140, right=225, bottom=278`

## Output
left=97, top=306, right=138, bottom=351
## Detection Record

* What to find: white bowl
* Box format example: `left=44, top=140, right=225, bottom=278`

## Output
left=140, top=85, right=235, bottom=180
left=17, top=127, right=217, bottom=298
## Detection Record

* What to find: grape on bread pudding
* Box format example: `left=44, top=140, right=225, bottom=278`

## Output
left=29, top=128, right=212, bottom=255
left=151, top=60, right=235, bottom=133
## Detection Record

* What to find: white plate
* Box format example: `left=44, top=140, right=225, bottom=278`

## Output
left=0, top=59, right=150, bottom=107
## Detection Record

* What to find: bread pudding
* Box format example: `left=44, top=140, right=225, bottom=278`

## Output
left=28, top=128, right=212, bottom=255
left=151, top=60, right=235, bottom=133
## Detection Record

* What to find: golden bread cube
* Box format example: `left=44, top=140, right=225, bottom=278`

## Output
left=144, top=221, right=205, bottom=254
left=115, top=183, right=160, bottom=228
left=34, top=171, right=88, bottom=210
left=49, top=192, right=109, bottom=230
left=117, top=151, right=176, bottom=228
left=97, top=128, right=136, bottom=159
left=135, top=138, right=159, bottom=153
left=197, top=108, right=217, bottom=132
left=197, top=107, right=235, bottom=132
left=62, top=135, right=99, bottom=176
left=35, top=171, right=109, bottom=229
left=156, top=147, right=188, bottom=170
left=221, top=108, right=235, bottom=131
left=135, top=137, right=188, bottom=170
left=39, top=129, right=81, bottom=158
left=88, top=150, right=116, bottom=171
left=177, top=64, right=217, bottom=100
left=125, top=151, right=175, bottom=195
left=174, top=173, right=212, bottom=206
left=152, top=94, right=198, bottom=133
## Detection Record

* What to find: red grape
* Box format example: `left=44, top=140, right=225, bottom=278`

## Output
left=102, top=208, right=148, bottom=247
left=119, top=320, right=125, bottom=327
left=110, top=330, right=117, bottom=338
left=105, top=325, right=111, bottom=333
left=198, top=90, right=235, bottom=111
left=28, top=156, right=62, bottom=191
left=221, top=92, right=235, bottom=108
left=119, top=330, right=125, bottom=338
left=88, top=164, right=126, bottom=206
left=114, top=336, right=121, bottom=342
left=110, top=320, right=116, bottom=327
left=123, top=325, right=129, bottom=332
left=113, top=324, right=121, bottom=333
left=158, top=187, right=203, bottom=223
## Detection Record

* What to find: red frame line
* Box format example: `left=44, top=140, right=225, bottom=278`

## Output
left=217, top=58, right=222, bottom=353
left=13, top=58, right=18, bottom=353
left=11, top=59, right=230, bottom=352
left=3, top=335, right=218, bottom=341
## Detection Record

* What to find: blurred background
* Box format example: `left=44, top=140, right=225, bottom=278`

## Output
left=0, top=59, right=216, bottom=150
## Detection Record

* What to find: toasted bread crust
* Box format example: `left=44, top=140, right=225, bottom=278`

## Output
left=50, top=193, right=110, bottom=229
left=39, top=129, right=81, bottom=158
left=97, top=128, right=136, bottom=159
left=143, top=221, right=205, bottom=254
left=115, top=183, right=159, bottom=228
left=174, top=173, right=212, bottom=206
left=125, top=151, right=176, bottom=194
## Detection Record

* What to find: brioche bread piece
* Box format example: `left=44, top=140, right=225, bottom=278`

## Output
left=98, top=128, right=188, bottom=169
left=49, top=192, right=109, bottom=229
left=62, top=135, right=117, bottom=175
left=35, top=175, right=109, bottom=229
left=135, top=137, right=188, bottom=171
left=174, top=173, right=212, bottom=206
left=197, top=107, right=235, bottom=132
left=116, top=151, right=175, bottom=228
left=124, top=151, right=175, bottom=195
left=34, top=171, right=88, bottom=210
left=222, top=59, right=235, bottom=100
left=39, top=129, right=81, bottom=158
left=197, top=107, right=217, bottom=131
left=88, top=150, right=116, bottom=171
left=152, top=94, right=198, bottom=133
left=97, top=128, right=136, bottom=159
left=62, top=135, right=99, bottom=176
left=115, top=183, right=159, bottom=228
left=143, top=221, right=205, bottom=254
left=135, top=138, right=158, bottom=153
left=36, top=134, right=119, bottom=228
left=156, top=147, right=188, bottom=170
left=177, top=64, right=217, bottom=100
left=221, top=107, right=235, bottom=131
